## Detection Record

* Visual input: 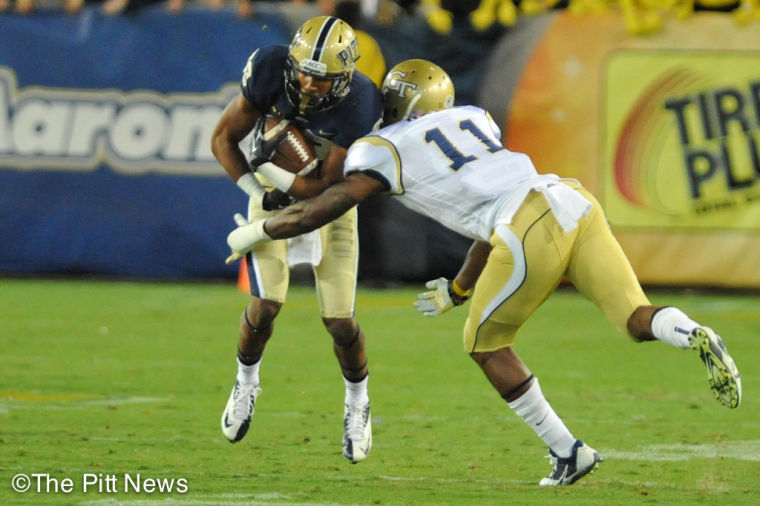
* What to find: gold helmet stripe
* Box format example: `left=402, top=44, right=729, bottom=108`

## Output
left=311, top=16, right=339, bottom=64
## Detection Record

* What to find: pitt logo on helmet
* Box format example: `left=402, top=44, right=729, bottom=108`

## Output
left=336, top=38, right=359, bottom=68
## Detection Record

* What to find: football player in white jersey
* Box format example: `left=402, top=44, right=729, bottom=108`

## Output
left=225, top=59, right=742, bottom=486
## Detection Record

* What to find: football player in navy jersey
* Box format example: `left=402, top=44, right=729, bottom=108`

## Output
left=211, top=15, right=382, bottom=463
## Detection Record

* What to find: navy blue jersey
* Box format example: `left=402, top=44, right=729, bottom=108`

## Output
left=240, top=45, right=382, bottom=154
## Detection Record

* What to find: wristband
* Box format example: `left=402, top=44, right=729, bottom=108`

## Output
left=448, top=279, right=472, bottom=306
left=257, top=162, right=296, bottom=192
left=451, top=279, right=473, bottom=298
left=236, top=172, right=265, bottom=201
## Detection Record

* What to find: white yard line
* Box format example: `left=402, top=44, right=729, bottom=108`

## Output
left=602, top=441, right=760, bottom=461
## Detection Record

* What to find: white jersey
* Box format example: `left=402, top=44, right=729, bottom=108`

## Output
left=344, top=106, right=584, bottom=241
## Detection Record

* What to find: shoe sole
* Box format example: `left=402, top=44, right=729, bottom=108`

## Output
left=690, top=328, right=741, bottom=408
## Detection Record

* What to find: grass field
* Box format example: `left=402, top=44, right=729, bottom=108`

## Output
left=1, top=278, right=758, bottom=505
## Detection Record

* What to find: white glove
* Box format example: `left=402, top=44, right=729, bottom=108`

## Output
left=225, top=213, right=270, bottom=264
left=414, top=277, right=455, bottom=317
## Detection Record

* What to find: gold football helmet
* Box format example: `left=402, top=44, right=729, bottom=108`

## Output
left=286, top=16, right=359, bottom=114
left=380, top=59, right=455, bottom=126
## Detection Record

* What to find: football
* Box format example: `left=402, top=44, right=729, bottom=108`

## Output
left=264, top=115, right=318, bottom=177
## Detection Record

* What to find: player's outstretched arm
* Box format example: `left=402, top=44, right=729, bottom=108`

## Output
left=225, top=173, right=383, bottom=262
left=266, top=172, right=383, bottom=237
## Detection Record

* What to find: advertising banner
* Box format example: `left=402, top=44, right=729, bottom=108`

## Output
left=0, top=7, right=291, bottom=278
left=602, top=50, right=760, bottom=230
left=506, top=11, right=760, bottom=287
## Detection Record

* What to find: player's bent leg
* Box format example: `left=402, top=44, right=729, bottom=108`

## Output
left=221, top=297, right=282, bottom=443
left=689, top=326, right=742, bottom=408
left=630, top=305, right=741, bottom=408
left=222, top=215, right=289, bottom=443
left=313, top=209, right=368, bottom=461
left=324, top=317, right=372, bottom=463
left=471, top=348, right=602, bottom=485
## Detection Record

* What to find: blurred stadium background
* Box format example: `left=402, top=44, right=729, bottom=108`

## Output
left=1, top=0, right=759, bottom=285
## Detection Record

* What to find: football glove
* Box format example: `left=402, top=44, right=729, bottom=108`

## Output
left=261, top=188, right=294, bottom=211
left=249, top=116, right=288, bottom=169
left=225, top=213, right=270, bottom=264
left=414, top=277, right=471, bottom=317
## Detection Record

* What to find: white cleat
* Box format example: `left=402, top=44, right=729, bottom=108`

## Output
left=539, top=440, right=602, bottom=486
left=221, top=380, right=261, bottom=443
left=342, top=401, right=372, bottom=463
left=689, top=326, right=741, bottom=408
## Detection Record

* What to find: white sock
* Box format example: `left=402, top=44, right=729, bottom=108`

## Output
left=236, top=356, right=261, bottom=386
left=651, top=307, right=696, bottom=349
left=344, top=375, right=369, bottom=406
left=508, top=379, right=576, bottom=458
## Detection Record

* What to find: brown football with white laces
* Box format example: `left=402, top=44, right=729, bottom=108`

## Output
left=264, top=115, right=318, bottom=177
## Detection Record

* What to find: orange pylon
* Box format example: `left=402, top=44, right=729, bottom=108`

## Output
left=237, top=259, right=250, bottom=293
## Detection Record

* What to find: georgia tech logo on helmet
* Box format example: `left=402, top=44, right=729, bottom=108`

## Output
left=384, top=70, right=417, bottom=98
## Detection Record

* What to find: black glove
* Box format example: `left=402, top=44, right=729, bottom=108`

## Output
left=249, top=116, right=288, bottom=169
left=262, top=189, right=294, bottom=211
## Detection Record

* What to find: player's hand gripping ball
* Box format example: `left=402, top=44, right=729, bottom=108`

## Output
left=261, top=115, right=318, bottom=177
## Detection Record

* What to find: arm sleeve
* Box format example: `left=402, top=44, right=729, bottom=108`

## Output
left=344, top=136, right=402, bottom=194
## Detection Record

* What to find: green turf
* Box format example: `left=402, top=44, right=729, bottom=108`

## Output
left=1, top=279, right=758, bottom=504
